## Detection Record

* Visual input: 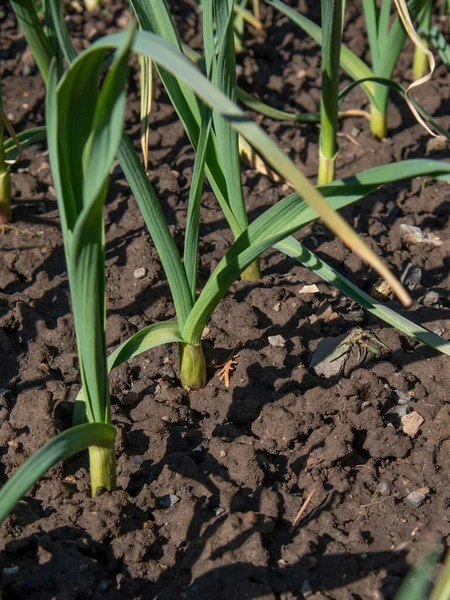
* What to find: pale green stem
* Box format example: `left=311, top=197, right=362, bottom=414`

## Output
left=413, top=0, right=432, bottom=80
left=318, top=151, right=337, bottom=186
left=89, top=442, right=116, bottom=496
left=319, top=0, right=343, bottom=185
left=0, top=109, right=11, bottom=224
left=370, top=103, right=388, bottom=140
left=241, top=258, right=261, bottom=281
left=179, top=342, right=207, bottom=389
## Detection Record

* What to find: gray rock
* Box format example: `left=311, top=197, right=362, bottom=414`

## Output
left=310, top=333, right=349, bottom=378
left=405, top=491, right=426, bottom=508
left=392, top=405, right=409, bottom=417
left=400, top=224, right=442, bottom=247
left=159, top=493, right=181, bottom=508
left=422, top=291, right=439, bottom=307
left=401, top=264, right=422, bottom=291
left=396, top=390, right=413, bottom=406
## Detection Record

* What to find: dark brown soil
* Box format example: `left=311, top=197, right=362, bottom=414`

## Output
left=1, top=1, right=450, bottom=599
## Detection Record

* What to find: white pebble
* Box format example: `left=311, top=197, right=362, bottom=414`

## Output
left=268, top=335, right=286, bottom=348
left=133, top=267, right=147, bottom=280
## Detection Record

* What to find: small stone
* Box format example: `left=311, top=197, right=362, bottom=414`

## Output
left=214, top=506, right=225, bottom=517
left=159, top=493, right=180, bottom=508
left=361, top=401, right=371, bottom=409
left=401, top=411, right=424, bottom=437
left=273, top=302, right=282, bottom=312
left=133, top=267, right=147, bottom=279
left=22, top=64, right=32, bottom=77
left=132, top=455, right=144, bottom=467
left=400, top=224, right=442, bottom=247
left=396, top=390, right=413, bottom=406
left=298, top=284, right=320, bottom=294
left=350, top=127, right=360, bottom=138
left=371, top=278, right=393, bottom=302
left=422, top=291, right=439, bottom=307
left=401, top=264, right=422, bottom=291
left=433, top=327, right=443, bottom=336
left=219, top=450, right=227, bottom=458
left=426, top=135, right=448, bottom=154
left=201, top=326, right=211, bottom=338
left=268, top=335, right=286, bottom=348
left=405, top=490, right=426, bottom=508
left=376, top=481, right=391, bottom=496
left=3, top=566, right=19, bottom=575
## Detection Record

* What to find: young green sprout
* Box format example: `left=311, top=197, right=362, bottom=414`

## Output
left=265, top=0, right=440, bottom=140
left=3, top=0, right=450, bottom=531
left=0, top=79, right=11, bottom=224
left=318, top=0, right=344, bottom=184
left=0, top=76, right=46, bottom=225
left=413, top=0, right=432, bottom=79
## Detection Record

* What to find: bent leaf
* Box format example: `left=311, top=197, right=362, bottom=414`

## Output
left=277, top=237, right=450, bottom=357
left=0, top=423, right=116, bottom=523
left=107, top=321, right=183, bottom=371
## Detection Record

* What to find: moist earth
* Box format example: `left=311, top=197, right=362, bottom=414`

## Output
left=1, top=1, right=450, bottom=599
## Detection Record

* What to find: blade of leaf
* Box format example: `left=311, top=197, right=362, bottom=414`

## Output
left=139, top=54, right=153, bottom=171
left=10, top=0, right=52, bottom=85
left=181, top=157, right=450, bottom=343
left=208, top=0, right=249, bottom=231
left=184, top=110, right=213, bottom=302
left=107, top=321, right=184, bottom=371
left=74, top=321, right=184, bottom=425
left=117, top=133, right=193, bottom=327
left=86, top=30, right=411, bottom=307
left=276, top=236, right=450, bottom=356
left=4, top=127, right=47, bottom=163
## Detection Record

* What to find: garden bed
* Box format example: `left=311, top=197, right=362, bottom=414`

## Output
left=1, top=1, right=450, bottom=598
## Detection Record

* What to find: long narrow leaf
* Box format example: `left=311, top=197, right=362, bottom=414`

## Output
left=117, top=134, right=193, bottom=327
left=182, top=158, right=450, bottom=342
left=108, top=30, right=410, bottom=305
left=3, top=127, right=46, bottom=162
left=10, top=0, right=53, bottom=85
left=277, top=237, right=450, bottom=356
left=184, top=111, right=212, bottom=301
left=107, top=321, right=183, bottom=370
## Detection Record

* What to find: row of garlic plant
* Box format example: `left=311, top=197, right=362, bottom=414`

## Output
left=1, top=0, right=450, bottom=525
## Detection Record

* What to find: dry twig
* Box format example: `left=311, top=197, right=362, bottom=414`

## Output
left=290, top=489, right=316, bottom=534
